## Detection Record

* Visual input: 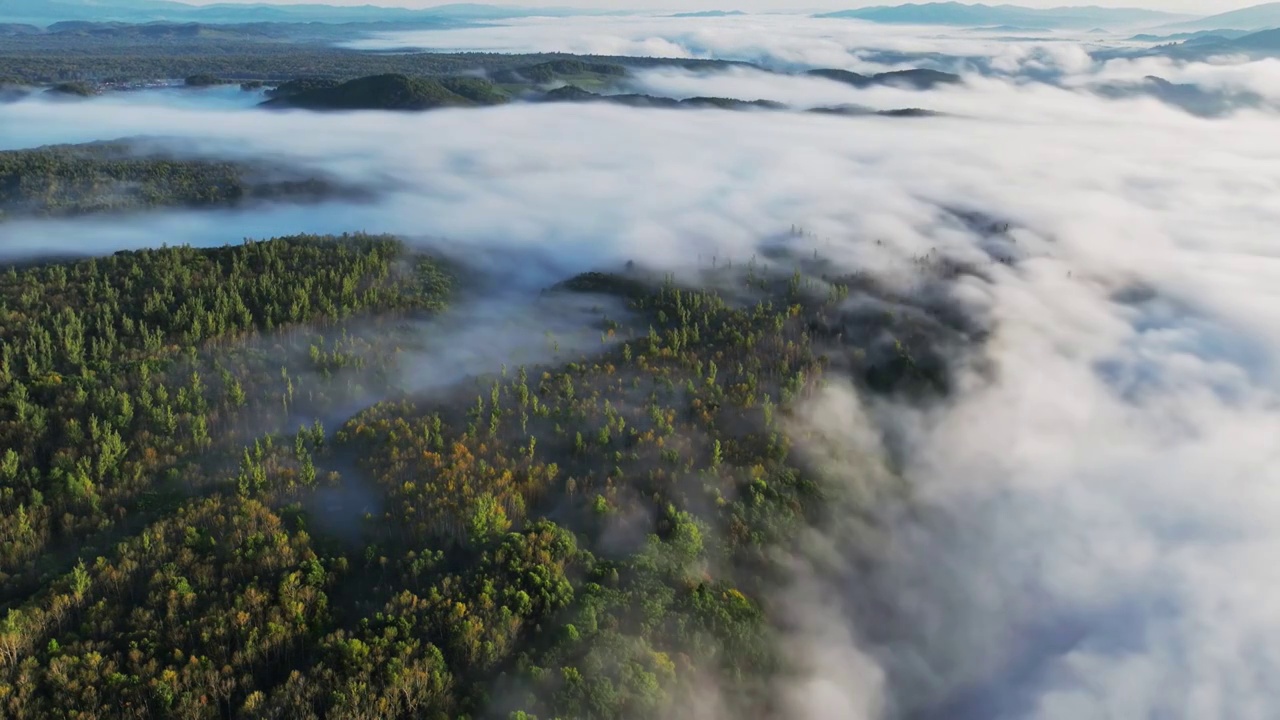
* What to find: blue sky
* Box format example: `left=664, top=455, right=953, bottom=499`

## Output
left=171, top=0, right=1259, bottom=15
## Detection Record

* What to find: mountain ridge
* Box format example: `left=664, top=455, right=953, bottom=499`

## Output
left=1156, top=2, right=1280, bottom=32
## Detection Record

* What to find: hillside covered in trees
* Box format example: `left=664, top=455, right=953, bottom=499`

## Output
left=262, top=73, right=510, bottom=111
left=0, top=29, right=740, bottom=86
left=0, top=231, right=970, bottom=719
left=0, top=25, right=957, bottom=110
left=805, top=68, right=962, bottom=90
left=0, top=142, right=362, bottom=218
left=257, top=68, right=947, bottom=115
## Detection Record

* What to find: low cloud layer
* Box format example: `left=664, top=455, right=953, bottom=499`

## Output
left=1084, top=55, right=1280, bottom=100
left=342, top=13, right=1280, bottom=107
left=2, top=53, right=1279, bottom=720
left=341, top=14, right=1096, bottom=74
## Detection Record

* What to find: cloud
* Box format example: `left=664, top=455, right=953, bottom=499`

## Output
left=620, top=66, right=911, bottom=109
left=339, top=13, right=1280, bottom=107
left=340, top=14, right=1106, bottom=75
left=2, top=57, right=1280, bottom=720
left=1085, top=55, right=1280, bottom=100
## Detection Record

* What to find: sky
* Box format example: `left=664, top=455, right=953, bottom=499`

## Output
left=169, top=0, right=1262, bottom=17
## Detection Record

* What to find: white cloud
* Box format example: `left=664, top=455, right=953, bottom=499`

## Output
left=341, top=15, right=1103, bottom=74
left=341, top=13, right=1280, bottom=108
left=1087, top=55, right=1280, bottom=100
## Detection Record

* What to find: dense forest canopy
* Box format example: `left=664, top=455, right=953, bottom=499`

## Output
left=262, top=73, right=513, bottom=110
left=0, top=25, right=957, bottom=121
left=0, top=32, right=743, bottom=86
left=0, top=29, right=955, bottom=94
left=0, top=142, right=362, bottom=218
left=0, top=31, right=955, bottom=119
left=258, top=72, right=797, bottom=113
left=0, top=230, right=967, bottom=719
left=0, top=18, right=975, bottom=720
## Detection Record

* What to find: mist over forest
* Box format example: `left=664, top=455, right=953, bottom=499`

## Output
left=1, top=3, right=1278, bottom=720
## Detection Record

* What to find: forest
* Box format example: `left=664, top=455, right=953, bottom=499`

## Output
left=0, top=32, right=740, bottom=86
left=0, top=30, right=958, bottom=94
left=258, top=72, right=792, bottom=112
left=0, top=142, right=359, bottom=218
left=0, top=232, right=965, bottom=719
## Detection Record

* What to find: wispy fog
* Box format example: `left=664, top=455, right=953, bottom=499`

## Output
left=2, top=31, right=1279, bottom=719
left=1082, top=55, right=1280, bottom=100
left=339, top=12, right=1280, bottom=107
left=341, top=14, right=1111, bottom=74
left=84, top=84, right=269, bottom=110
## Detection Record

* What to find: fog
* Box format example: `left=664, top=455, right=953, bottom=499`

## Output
left=3, top=38, right=1280, bottom=720
left=1083, top=55, right=1280, bottom=100
left=84, top=84, right=270, bottom=110
left=341, top=15, right=1124, bottom=75
left=337, top=13, right=1280, bottom=108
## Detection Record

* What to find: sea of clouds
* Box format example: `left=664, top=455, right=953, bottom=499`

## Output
left=341, top=14, right=1095, bottom=72
left=2, top=14, right=1279, bottom=720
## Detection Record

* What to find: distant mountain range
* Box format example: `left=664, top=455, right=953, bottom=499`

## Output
left=1224, top=26, right=1280, bottom=48
left=1075, top=23, right=1280, bottom=65
left=9, top=0, right=1280, bottom=37
left=815, top=3, right=1194, bottom=29
left=1129, top=29, right=1253, bottom=43
left=1121, top=25, right=1280, bottom=59
left=1156, top=2, right=1280, bottom=32
left=0, top=0, right=612, bottom=26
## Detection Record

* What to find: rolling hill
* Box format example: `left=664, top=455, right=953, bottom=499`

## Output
left=255, top=68, right=951, bottom=116
left=807, top=67, right=962, bottom=89
left=1227, top=26, right=1280, bottom=48
left=1137, top=26, right=1280, bottom=59
left=262, top=73, right=510, bottom=111
left=491, top=60, right=628, bottom=85
left=539, top=85, right=785, bottom=110
left=1128, top=29, right=1253, bottom=43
